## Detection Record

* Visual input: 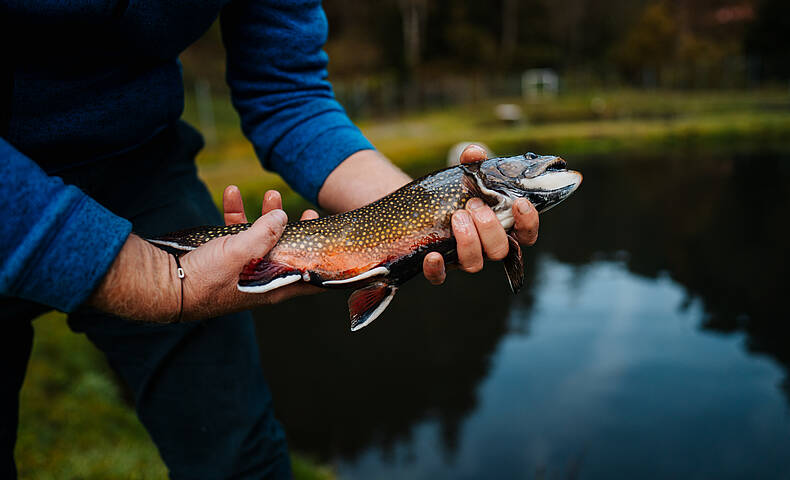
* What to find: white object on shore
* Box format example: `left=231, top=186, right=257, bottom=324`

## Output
left=494, top=104, right=524, bottom=124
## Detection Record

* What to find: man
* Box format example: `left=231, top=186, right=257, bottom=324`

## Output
left=0, top=1, right=539, bottom=478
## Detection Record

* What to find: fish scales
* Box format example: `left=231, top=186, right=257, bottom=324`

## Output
left=270, top=167, right=471, bottom=282
left=150, top=153, right=582, bottom=331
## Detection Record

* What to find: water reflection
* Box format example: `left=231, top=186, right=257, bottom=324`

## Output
left=253, top=151, right=790, bottom=478
left=254, top=262, right=532, bottom=461
left=541, top=152, right=790, bottom=383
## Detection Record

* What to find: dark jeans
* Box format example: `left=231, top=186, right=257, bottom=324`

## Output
left=0, top=122, right=292, bottom=479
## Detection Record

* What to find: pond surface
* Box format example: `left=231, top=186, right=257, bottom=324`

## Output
left=253, top=151, right=790, bottom=479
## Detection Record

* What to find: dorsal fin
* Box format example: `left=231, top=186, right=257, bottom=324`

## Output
left=149, top=223, right=252, bottom=251
left=348, top=282, right=398, bottom=331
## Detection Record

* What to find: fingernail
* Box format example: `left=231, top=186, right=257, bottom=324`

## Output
left=517, top=199, right=531, bottom=215
left=467, top=198, right=485, bottom=211
left=270, top=209, right=287, bottom=225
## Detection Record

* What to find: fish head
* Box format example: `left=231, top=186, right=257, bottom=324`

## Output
left=464, top=153, right=582, bottom=213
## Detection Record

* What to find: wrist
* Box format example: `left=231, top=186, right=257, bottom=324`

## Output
left=88, top=234, right=181, bottom=322
left=170, top=253, right=186, bottom=322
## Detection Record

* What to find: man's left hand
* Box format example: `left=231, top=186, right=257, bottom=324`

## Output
left=421, top=144, right=540, bottom=285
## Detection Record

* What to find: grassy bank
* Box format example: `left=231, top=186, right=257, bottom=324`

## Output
left=16, top=313, right=335, bottom=480
left=186, top=88, right=790, bottom=218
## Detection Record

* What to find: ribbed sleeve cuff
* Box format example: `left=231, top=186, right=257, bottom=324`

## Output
left=267, top=110, right=375, bottom=205
left=13, top=190, right=132, bottom=312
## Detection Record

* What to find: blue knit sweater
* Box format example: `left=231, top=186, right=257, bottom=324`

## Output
left=0, top=0, right=374, bottom=312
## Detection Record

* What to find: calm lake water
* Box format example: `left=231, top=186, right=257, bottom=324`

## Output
left=253, top=151, right=790, bottom=479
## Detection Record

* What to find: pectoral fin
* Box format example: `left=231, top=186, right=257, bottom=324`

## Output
left=237, top=258, right=303, bottom=294
left=503, top=233, right=524, bottom=294
left=348, top=282, right=398, bottom=331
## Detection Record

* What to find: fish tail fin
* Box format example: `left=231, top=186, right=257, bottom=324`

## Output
left=503, top=233, right=524, bottom=294
left=348, top=282, right=398, bottom=332
left=148, top=223, right=253, bottom=251
left=237, top=258, right=303, bottom=294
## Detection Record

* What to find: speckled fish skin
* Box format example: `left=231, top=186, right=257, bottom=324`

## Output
left=151, top=167, right=469, bottom=286
left=150, top=153, right=582, bottom=330
left=265, top=166, right=471, bottom=287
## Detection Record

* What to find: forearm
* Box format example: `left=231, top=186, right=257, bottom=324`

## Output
left=88, top=234, right=179, bottom=322
left=317, top=149, right=411, bottom=213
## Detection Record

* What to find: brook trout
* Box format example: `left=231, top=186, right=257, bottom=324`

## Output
left=150, top=153, right=582, bottom=331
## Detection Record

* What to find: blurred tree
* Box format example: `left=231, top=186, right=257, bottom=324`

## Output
left=614, top=2, right=679, bottom=85
left=398, top=0, right=429, bottom=72
left=179, top=0, right=773, bottom=106
left=441, top=3, right=497, bottom=70
left=501, top=0, right=518, bottom=62
left=746, top=0, right=790, bottom=80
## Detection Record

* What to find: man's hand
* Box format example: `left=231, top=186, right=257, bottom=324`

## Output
left=421, top=144, right=540, bottom=285
left=88, top=189, right=317, bottom=323
left=178, top=186, right=323, bottom=319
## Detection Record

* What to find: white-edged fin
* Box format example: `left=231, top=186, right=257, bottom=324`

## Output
left=348, top=282, right=398, bottom=331
left=237, top=274, right=302, bottom=294
left=147, top=239, right=197, bottom=251
left=323, top=266, right=390, bottom=286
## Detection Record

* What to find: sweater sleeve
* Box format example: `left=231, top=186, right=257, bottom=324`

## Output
left=220, top=0, right=374, bottom=205
left=0, top=138, right=132, bottom=312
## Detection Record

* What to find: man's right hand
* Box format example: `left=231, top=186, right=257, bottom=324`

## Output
left=88, top=187, right=317, bottom=322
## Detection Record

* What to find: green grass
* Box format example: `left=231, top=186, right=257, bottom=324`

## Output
left=16, top=313, right=335, bottom=480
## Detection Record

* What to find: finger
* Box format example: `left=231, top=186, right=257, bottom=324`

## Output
left=452, top=210, right=484, bottom=273
left=422, top=252, right=446, bottom=285
left=223, top=185, right=248, bottom=225
left=261, top=190, right=283, bottom=215
left=300, top=209, right=319, bottom=221
left=466, top=198, right=509, bottom=260
left=513, top=198, right=539, bottom=246
left=459, top=144, right=488, bottom=164
left=229, top=209, right=288, bottom=261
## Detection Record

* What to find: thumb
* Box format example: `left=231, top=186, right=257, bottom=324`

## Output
left=459, top=144, right=488, bottom=164
left=226, top=209, right=287, bottom=263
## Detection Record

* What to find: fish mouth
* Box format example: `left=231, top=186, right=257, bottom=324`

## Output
left=519, top=168, right=581, bottom=192
left=544, top=157, right=567, bottom=172
left=517, top=166, right=582, bottom=213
